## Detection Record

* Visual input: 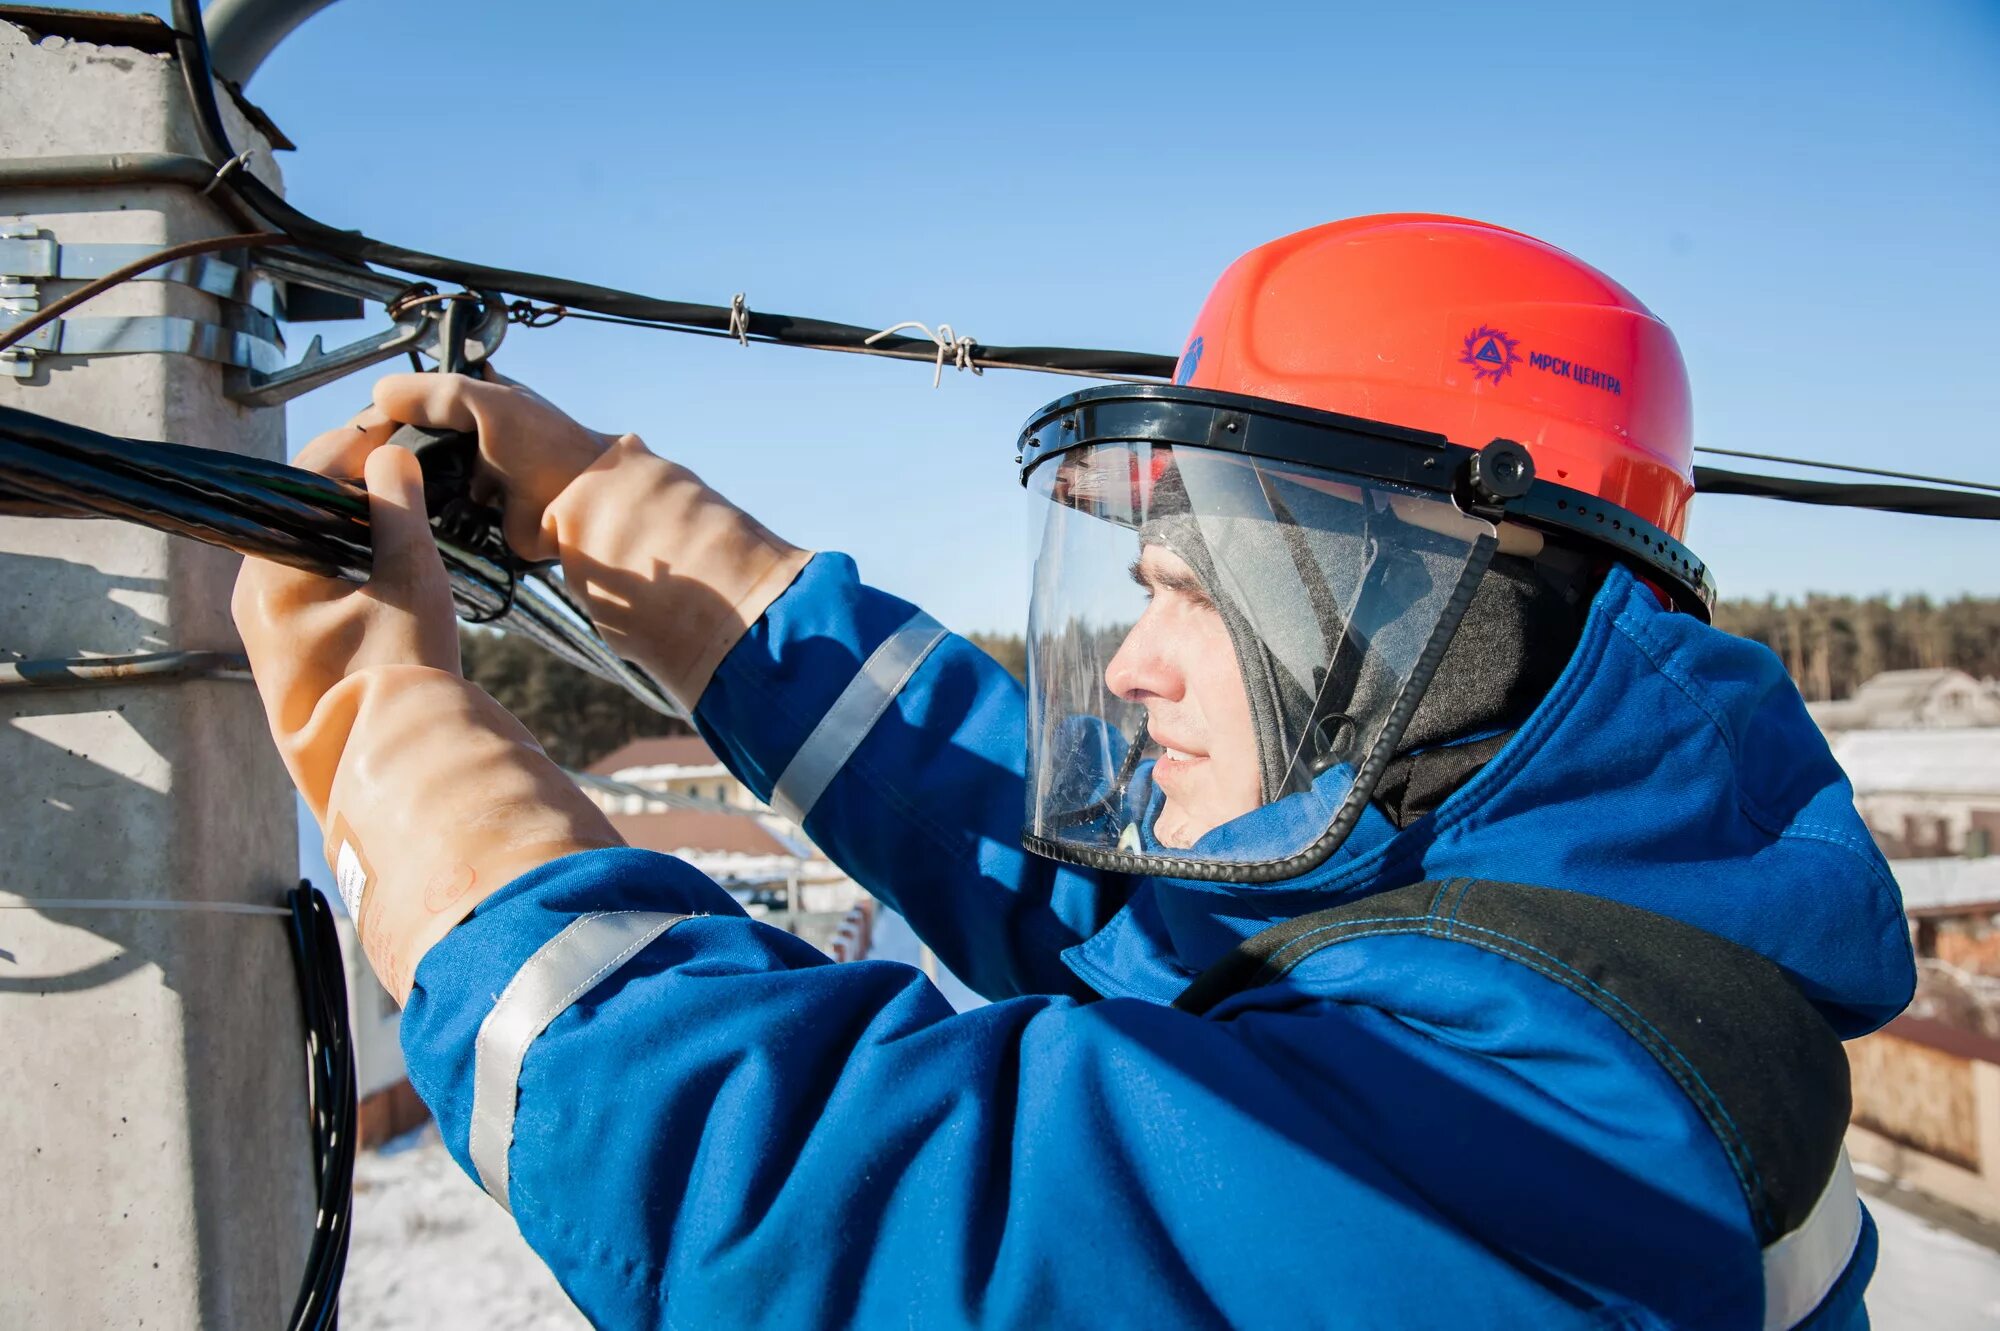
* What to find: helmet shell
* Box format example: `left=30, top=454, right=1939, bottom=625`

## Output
left=1172, top=214, right=1695, bottom=539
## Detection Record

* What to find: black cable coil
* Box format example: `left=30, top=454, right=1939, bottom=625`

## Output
left=284, top=882, right=356, bottom=1331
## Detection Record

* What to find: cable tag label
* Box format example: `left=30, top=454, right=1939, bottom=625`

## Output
left=334, top=837, right=370, bottom=920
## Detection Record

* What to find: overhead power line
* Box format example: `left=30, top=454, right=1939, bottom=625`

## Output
left=1692, top=446, right=2000, bottom=498
left=1693, top=467, right=2000, bottom=521
left=162, top=3, right=1171, bottom=384
left=52, top=1, right=1947, bottom=517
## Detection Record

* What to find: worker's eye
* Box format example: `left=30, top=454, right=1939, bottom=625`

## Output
left=1127, top=558, right=1155, bottom=599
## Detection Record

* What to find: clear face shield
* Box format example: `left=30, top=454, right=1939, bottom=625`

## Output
left=1019, top=387, right=1535, bottom=882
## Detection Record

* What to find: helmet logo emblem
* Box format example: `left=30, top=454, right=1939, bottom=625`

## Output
left=1459, top=325, right=1520, bottom=384
left=1174, top=336, right=1204, bottom=386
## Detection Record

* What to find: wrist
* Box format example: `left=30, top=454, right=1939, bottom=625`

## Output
left=543, top=438, right=812, bottom=709
left=319, top=667, right=623, bottom=1001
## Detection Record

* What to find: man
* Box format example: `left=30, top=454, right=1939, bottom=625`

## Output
left=235, top=215, right=1913, bottom=1328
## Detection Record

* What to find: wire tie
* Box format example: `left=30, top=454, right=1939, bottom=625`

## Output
left=865, top=320, right=982, bottom=388
left=458, top=562, right=520, bottom=625
left=727, top=292, right=751, bottom=347
left=0, top=895, right=290, bottom=917
left=200, top=149, right=257, bottom=196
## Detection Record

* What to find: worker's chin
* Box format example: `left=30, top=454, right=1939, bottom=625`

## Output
left=1153, top=797, right=1217, bottom=851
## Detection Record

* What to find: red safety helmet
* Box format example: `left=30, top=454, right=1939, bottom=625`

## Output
left=1016, top=216, right=1709, bottom=880
left=1172, top=213, right=1696, bottom=544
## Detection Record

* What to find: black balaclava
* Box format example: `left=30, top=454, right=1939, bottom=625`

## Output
left=1371, top=544, right=1593, bottom=826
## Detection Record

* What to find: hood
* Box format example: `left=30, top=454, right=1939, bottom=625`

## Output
left=1062, top=563, right=1916, bottom=1038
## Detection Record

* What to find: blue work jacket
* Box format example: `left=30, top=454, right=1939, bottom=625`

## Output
left=402, top=554, right=1914, bottom=1329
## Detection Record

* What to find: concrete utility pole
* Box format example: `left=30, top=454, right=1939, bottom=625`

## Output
left=0, top=12, right=313, bottom=1328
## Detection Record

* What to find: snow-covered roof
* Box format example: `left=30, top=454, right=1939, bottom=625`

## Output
left=1806, top=699, right=1868, bottom=730
left=1830, top=729, right=2000, bottom=796
left=1888, top=858, right=2000, bottom=914
left=1816, top=669, right=2000, bottom=733
left=1855, top=669, right=1966, bottom=708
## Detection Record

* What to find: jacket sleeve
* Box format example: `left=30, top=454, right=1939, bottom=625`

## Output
left=690, top=551, right=1121, bottom=1001
left=400, top=848, right=1766, bottom=1331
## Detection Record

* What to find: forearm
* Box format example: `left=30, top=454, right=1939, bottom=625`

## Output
left=535, top=447, right=1118, bottom=997
left=694, top=553, right=1121, bottom=1000
left=293, top=666, right=622, bottom=999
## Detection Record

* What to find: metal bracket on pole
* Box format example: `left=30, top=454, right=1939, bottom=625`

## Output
left=0, top=314, right=285, bottom=378
left=0, top=223, right=285, bottom=379
left=225, top=249, right=506, bottom=406
left=0, top=228, right=280, bottom=317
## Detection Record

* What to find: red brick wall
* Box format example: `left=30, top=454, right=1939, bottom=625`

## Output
left=358, top=1079, right=430, bottom=1148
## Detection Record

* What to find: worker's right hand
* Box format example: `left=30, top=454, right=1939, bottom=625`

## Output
left=234, top=417, right=623, bottom=1003
left=364, top=371, right=615, bottom=564
left=364, top=370, right=813, bottom=712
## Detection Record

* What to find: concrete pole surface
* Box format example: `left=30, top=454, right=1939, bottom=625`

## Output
left=0, top=16, right=314, bottom=1329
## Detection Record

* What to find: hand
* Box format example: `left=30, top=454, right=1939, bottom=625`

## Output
left=366, top=371, right=614, bottom=564
left=233, top=414, right=621, bottom=1001
left=364, top=368, right=812, bottom=711
left=231, top=420, right=462, bottom=759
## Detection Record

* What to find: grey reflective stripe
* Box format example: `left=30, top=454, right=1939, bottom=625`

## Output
left=770, top=611, right=947, bottom=823
left=1763, top=1148, right=1862, bottom=1330
left=468, top=910, right=688, bottom=1212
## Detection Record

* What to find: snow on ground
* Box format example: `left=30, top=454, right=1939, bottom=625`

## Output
left=1865, top=1179, right=2000, bottom=1329
left=346, top=1127, right=586, bottom=1331
left=348, top=1130, right=2000, bottom=1329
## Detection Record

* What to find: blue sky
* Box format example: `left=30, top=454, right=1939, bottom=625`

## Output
left=79, top=1, right=2000, bottom=630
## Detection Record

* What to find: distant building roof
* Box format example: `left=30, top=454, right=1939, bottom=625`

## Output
left=1805, top=699, right=1868, bottom=730
left=1889, top=857, right=2000, bottom=915
left=589, top=734, right=720, bottom=777
left=1814, top=669, right=2000, bottom=733
left=1830, top=728, right=2000, bottom=796
left=609, top=809, right=791, bottom=858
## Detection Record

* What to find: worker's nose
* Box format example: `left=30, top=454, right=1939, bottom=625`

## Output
left=1104, top=607, right=1183, bottom=704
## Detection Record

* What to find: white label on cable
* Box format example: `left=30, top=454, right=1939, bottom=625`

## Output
left=335, top=840, right=369, bottom=919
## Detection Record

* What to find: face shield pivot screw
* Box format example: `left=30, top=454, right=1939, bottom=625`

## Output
left=1467, top=439, right=1535, bottom=507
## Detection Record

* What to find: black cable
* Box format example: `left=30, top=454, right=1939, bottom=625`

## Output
left=0, top=404, right=680, bottom=712
left=161, top=0, right=2000, bottom=512
left=1694, top=446, right=2000, bottom=497
left=165, top=2, right=1172, bottom=383
left=284, top=882, right=355, bottom=1331
left=1694, top=466, right=2000, bottom=521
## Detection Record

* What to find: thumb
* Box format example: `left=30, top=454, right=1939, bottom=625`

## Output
left=362, top=445, right=449, bottom=604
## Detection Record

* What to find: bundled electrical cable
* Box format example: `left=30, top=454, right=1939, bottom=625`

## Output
left=283, top=882, right=355, bottom=1331
left=0, top=403, right=681, bottom=717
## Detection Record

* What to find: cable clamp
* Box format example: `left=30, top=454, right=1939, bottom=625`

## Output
left=865, top=320, right=982, bottom=388
left=727, top=292, right=751, bottom=347
left=508, top=298, right=569, bottom=328
left=200, top=149, right=257, bottom=197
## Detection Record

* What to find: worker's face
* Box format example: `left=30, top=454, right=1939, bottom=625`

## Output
left=1104, top=544, right=1262, bottom=849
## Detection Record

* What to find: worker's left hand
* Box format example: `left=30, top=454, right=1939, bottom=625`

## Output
left=234, top=416, right=622, bottom=1002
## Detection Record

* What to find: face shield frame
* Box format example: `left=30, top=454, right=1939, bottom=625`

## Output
left=1017, top=384, right=1715, bottom=885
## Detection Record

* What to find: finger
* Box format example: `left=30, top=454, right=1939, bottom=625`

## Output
left=361, top=445, right=449, bottom=598
left=232, top=557, right=348, bottom=734
left=371, top=372, right=489, bottom=432
left=293, top=415, right=401, bottom=479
